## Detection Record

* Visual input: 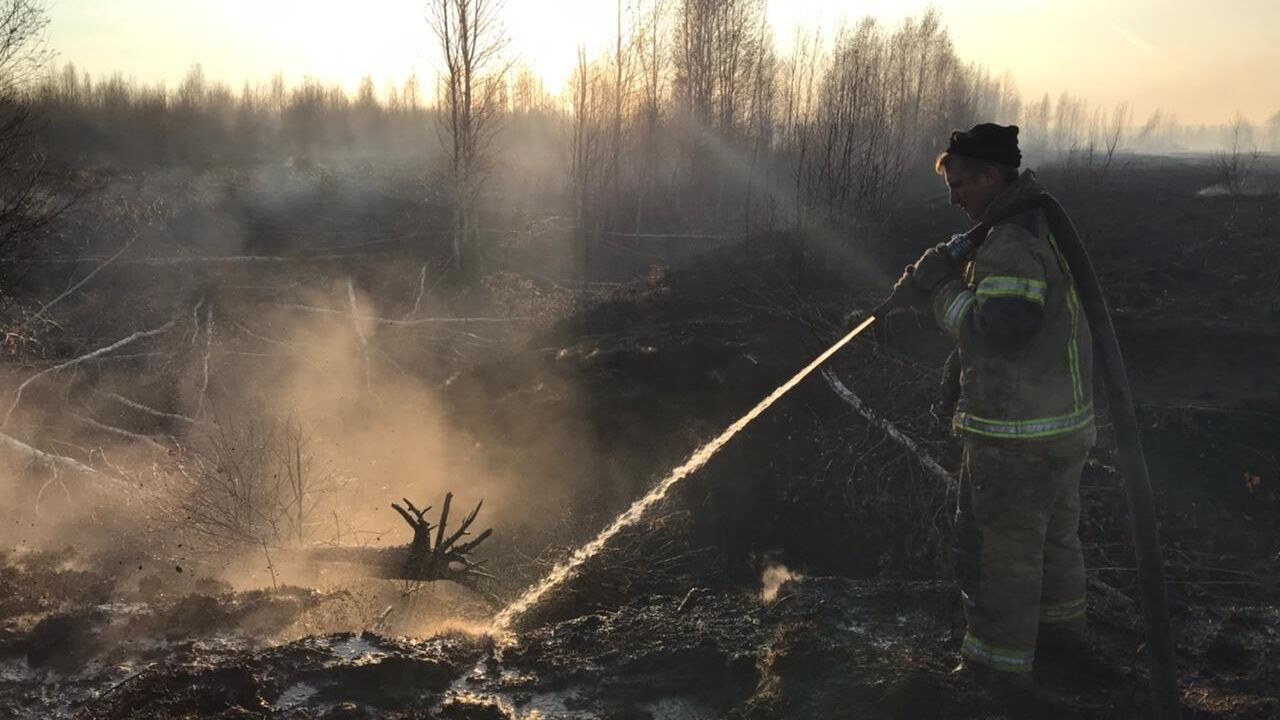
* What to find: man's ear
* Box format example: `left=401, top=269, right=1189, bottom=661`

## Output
left=978, top=163, right=1000, bottom=186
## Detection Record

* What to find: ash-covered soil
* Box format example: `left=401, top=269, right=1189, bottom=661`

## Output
left=15, top=571, right=1280, bottom=719
left=3, top=156, right=1278, bottom=718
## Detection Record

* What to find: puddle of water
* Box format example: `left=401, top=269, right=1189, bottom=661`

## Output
left=445, top=663, right=715, bottom=720
left=276, top=681, right=319, bottom=709
left=328, top=635, right=386, bottom=662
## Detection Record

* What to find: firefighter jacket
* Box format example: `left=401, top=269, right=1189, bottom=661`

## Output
left=929, top=171, right=1096, bottom=455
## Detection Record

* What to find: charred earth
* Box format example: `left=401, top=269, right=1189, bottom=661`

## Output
left=2, top=156, right=1278, bottom=719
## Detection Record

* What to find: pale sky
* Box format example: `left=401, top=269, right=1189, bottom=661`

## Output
left=46, top=0, right=1280, bottom=125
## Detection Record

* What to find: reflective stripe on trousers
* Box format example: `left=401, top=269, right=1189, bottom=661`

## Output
left=961, top=631, right=1035, bottom=673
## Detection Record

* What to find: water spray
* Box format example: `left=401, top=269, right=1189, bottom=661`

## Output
left=493, top=315, right=879, bottom=630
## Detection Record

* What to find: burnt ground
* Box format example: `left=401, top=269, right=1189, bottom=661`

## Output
left=2, top=155, right=1279, bottom=718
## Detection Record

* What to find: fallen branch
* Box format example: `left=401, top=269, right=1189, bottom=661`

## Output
left=197, top=303, right=214, bottom=416
left=24, top=233, right=140, bottom=329
left=0, top=431, right=144, bottom=510
left=96, top=390, right=199, bottom=425
left=0, top=430, right=100, bottom=476
left=2, top=317, right=179, bottom=429
left=821, top=369, right=955, bottom=490
left=228, top=320, right=296, bottom=347
left=604, top=231, right=744, bottom=240
left=35, top=254, right=367, bottom=265
left=347, top=278, right=372, bottom=390
left=71, top=414, right=172, bottom=452
left=274, top=302, right=530, bottom=326
left=189, top=297, right=206, bottom=346
left=405, top=263, right=429, bottom=320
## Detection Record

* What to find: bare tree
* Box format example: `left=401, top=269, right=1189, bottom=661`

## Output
left=804, top=12, right=957, bottom=236
left=0, top=0, right=62, bottom=298
left=632, top=0, right=670, bottom=232
left=567, top=0, right=648, bottom=271
left=1213, top=112, right=1262, bottom=196
left=1266, top=109, right=1280, bottom=154
left=742, top=13, right=776, bottom=236
left=1051, top=91, right=1086, bottom=161
left=569, top=47, right=607, bottom=269
left=777, top=27, right=823, bottom=229
left=1023, top=93, right=1052, bottom=157
left=427, top=0, right=510, bottom=279
left=672, top=0, right=766, bottom=208
left=1132, top=108, right=1165, bottom=153
left=1097, top=100, right=1131, bottom=181
left=606, top=0, right=637, bottom=235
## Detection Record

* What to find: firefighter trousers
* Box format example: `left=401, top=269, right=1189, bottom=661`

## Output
left=953, top=441, right=1088, bottom=673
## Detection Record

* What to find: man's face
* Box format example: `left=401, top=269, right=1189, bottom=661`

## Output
left=943, top=164, right=1004, bottom=221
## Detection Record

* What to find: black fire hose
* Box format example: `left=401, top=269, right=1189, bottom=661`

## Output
left=877, top=194, right=1180, bottom=717
left=1036, top=192, right=1180, bottom=719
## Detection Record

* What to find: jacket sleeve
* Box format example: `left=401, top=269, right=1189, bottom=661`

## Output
left=930, top=222, right=1047, bottom=356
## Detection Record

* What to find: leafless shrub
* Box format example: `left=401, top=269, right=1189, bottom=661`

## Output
left=1036, top=96, right=1131, bottom=190
left=175, top=415, right=344, bottom=549
left=1212, top=113, right=1262, bottom=197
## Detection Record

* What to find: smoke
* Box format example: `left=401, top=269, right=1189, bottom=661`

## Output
left=760, top=563, right=804, bottom=604
left=0, top=158, right=600, bottom=614
left=241, top=282, right=522, bottom=539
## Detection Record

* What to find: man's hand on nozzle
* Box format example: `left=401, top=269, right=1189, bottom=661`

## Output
left=873, top=246, right=960, bottom=317
left=909, top=245, right=959, bottom=294
left=874, top=264, right=931, bottom=316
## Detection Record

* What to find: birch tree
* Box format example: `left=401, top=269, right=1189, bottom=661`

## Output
left=427, top=0, right=509, bottom=279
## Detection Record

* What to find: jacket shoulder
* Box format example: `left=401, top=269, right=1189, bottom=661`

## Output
left=984, top=208, right=1064, bottom=268
left=1004, top=207, right=1043, bottom=237
left=980, top=217, right=1039, bottom=263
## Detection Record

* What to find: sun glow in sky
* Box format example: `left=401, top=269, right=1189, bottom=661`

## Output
left=48, top=0, right=1280, bottom=124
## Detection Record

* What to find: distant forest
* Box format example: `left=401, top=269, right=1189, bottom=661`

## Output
left=25, top=4, right=1280, bottom=269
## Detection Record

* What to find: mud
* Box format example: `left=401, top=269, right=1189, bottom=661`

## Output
left=19, top=574, right=1274, bottom=719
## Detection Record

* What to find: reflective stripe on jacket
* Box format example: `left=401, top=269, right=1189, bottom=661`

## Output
left=930, top=171, right=1096, bottom=454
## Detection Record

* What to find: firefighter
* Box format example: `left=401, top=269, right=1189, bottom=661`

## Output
left=885, top=123, right=1094, bottom=687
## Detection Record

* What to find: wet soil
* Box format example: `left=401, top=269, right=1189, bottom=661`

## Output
left=24, top=574, right=1279, bottom=719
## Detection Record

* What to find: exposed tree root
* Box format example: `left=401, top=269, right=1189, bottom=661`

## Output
left=309, top=493, right=494, bottom=591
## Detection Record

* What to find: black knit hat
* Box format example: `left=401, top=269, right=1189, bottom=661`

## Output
left=946, top=123, right=1021, bottom=168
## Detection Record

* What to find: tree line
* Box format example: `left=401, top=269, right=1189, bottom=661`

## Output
left=20, top=3, right=1280, bottom=278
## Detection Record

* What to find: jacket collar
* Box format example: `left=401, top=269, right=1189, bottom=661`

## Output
left=981, top=170, right=1043, bottom=223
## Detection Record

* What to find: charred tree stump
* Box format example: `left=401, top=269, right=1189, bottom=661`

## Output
left=392, top=493, right=494, bottom=587
left=307, top=493, right=493, bottom=589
